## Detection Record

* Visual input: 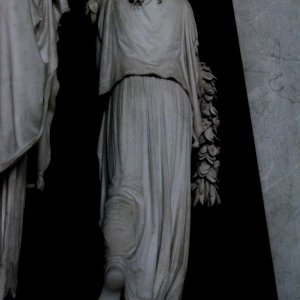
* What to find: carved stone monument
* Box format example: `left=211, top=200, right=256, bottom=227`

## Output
left=90, top=0, right=220, bottom=299
left=0, top=0, right=221, bottom=299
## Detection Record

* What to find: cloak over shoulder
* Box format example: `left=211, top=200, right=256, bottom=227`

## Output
left=97, top=0, right=203, bottom=138
left=0, top=0, right=69, bottom=174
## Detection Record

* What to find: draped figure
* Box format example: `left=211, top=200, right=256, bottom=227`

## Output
left=0, top=1, right=69, bottom=298
left=94, top=0, right=220, bottom=299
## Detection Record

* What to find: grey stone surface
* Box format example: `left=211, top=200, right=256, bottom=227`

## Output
left=232, top=1, right=300, bottom=299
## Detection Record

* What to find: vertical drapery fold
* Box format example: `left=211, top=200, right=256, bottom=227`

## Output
left=0, top=157, right=27, bottom=299
left=98, top=76, right=193, bottom=299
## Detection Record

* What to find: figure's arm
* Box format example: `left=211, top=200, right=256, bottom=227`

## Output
left=30, top=0, right=69, bottom=189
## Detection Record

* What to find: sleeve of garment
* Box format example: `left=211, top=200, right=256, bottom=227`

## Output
left=96, top=0, right=108, bottom=73
left=29, top=0, right=69, bottom=189
left=29, top=0, right=43, bottom=29
left=183, top=0, right=203, bottom=141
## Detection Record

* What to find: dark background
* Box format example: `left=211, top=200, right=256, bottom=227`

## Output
left=13, top=1, right=278, bottom=299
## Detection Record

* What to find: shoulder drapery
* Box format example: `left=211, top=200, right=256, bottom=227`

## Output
left=0, top=2, right=69, bottom=298
left=97, top=0, right=203, bottom=139
left=0, top=0, right=69, bottom=180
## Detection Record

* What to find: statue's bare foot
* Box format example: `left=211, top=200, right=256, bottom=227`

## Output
left=99, top=266, right=124, bottom=300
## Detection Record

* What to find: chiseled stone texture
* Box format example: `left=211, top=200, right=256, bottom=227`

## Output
left=232, top=1, right=300, bottom=299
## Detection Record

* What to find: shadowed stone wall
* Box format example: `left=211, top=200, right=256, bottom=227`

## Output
left=232, top=1, right=300, bottom=299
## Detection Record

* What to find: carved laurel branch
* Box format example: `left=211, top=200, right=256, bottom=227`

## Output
left=192, top=62, right=221, bottom=207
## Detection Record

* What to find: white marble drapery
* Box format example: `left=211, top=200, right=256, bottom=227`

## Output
left=97, top=0, right=202, bottom=298
left=98, top=76, right=192, bottom=300
left=0, top=0, right=69, bottom=177
left=0, top=157, right=27, bottom=299
left=0, top=0, right=68, bottom=298
left=97, top=0, right=203, bottom=140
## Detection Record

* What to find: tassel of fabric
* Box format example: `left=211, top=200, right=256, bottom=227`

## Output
left=86, top=0, right=102, bottom=23
left=192, top=62, right=221, bottom=207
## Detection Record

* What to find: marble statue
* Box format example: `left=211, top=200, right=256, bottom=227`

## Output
left=0, top=1, right=69, bottom=299
left=88, top=0, right=221, bottom=299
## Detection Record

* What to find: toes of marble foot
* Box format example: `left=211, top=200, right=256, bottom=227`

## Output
left=104, top=266, right=125, bottom=291
left=99, top=266, right=125, bottom=300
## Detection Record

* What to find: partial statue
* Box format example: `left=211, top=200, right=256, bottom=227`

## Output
left=0, top=1, right=69, bottom=299
left=87, top=0, right=221, bottom=299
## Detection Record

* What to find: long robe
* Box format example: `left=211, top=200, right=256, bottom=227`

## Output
left=0, top=1, right=68, bottom=298
left=97, top=0, right=201, bottom=298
